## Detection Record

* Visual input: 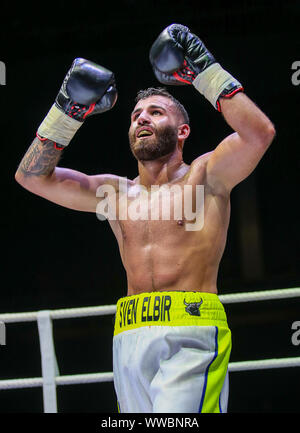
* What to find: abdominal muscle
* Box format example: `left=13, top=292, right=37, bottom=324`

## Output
left=110, top=195, right=230, bottom=295
left=124, top=241, right=220, bottom=295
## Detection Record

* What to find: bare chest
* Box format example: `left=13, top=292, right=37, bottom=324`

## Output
left=119, top=183, right=205, bottom=238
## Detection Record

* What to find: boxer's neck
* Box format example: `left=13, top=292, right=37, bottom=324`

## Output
left=137, top=151, right=187, bottom=188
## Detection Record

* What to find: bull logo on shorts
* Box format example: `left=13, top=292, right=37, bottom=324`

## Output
left=183, top=298, right=203, bottom=316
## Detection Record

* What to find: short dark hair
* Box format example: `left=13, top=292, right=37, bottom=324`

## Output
left=135, top=87, right=190, bottom=125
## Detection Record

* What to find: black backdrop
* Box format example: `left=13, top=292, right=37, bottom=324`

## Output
left=0, top=0, right=299, bottom=414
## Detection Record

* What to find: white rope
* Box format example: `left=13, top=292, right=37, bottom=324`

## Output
left=56, top=372, right=114, bottom=386
left=0, top=305, right=116, bottom=323
left=0, top=372, right=114, bottom=390
left=0, top=377, right=44, bottom=389
left=0, top=287, right=299, bottom=323
left=228, top=356, right=300, bottom=371
left=0, top=357, right=299, bottom=390
left=218, top=287, right=300, bottom=304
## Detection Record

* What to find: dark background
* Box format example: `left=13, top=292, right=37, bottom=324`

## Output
left=0, top=0, right=299, bottom=414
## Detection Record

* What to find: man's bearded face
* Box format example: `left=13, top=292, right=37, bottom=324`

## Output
left=128, top=96, right=179, bottom=161
left=129, top=123, right=178, bottom=161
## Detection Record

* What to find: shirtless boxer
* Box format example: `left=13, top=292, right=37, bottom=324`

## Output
left=15, top=24, right=275, bottom=413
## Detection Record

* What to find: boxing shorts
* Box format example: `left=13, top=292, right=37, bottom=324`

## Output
left=113, top=291, right=231, bottom=413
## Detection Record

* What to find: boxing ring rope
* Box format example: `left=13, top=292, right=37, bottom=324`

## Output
left=0, top=287, right=300, bottom=412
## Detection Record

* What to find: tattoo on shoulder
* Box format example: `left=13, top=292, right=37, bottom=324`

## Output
left=19, top=137, right=63, bottom=177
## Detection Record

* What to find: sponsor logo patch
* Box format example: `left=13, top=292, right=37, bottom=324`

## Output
left=183, top=298, right=203, bottom=316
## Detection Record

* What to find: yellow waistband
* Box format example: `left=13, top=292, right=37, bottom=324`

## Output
left=114, top=291, right=228, bottom=336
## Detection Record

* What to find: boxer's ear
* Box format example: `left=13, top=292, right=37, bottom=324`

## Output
left=178, top=124, right=190, bottom=141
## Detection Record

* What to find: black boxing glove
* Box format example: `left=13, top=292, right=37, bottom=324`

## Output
left=149, top=24, right=243, bottom=111
left=37, top=58, right=117, bottom=147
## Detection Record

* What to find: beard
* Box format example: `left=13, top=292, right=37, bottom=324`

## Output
left=129, top=125, right=178, bottom=161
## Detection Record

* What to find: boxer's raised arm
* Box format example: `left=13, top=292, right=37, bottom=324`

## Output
left=15, top=58, right=118, bottom=212
left=205, top=93, right=275, bottom=193
left=149, top=24, right=276, bottom=193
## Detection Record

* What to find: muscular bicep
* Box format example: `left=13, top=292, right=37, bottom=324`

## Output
left=17, top=167, right=119, bottom=213
left=206, top=132, right=270, bottom=194
left=205, top=94, right=275, bottom=194
left=41, top=168, right=102, bottom=212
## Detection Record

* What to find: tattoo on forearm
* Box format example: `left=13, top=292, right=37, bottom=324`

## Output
left=18, top=137, right=63, bottom=177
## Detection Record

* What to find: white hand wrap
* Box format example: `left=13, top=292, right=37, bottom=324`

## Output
left=37, top=104, right=82, bottom=147
left=192, top=63, right=242, bottom=109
